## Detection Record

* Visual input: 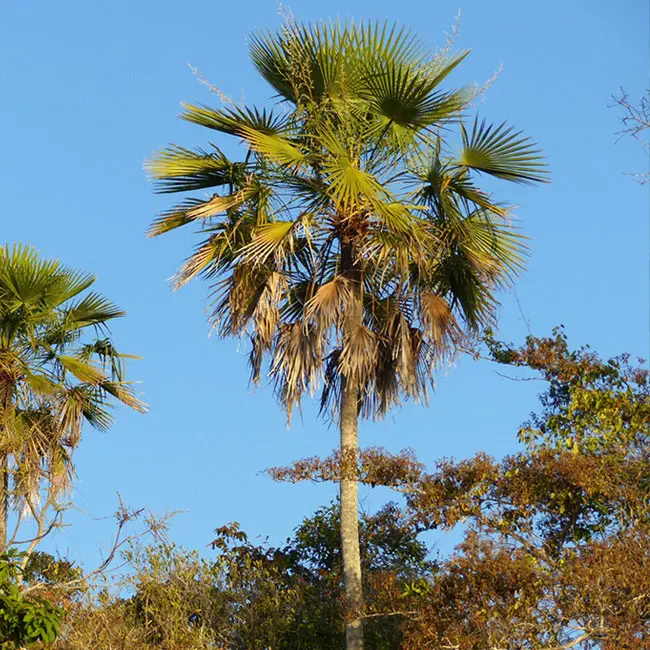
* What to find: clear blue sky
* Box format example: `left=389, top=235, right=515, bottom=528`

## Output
left=1, top=0, right=648, bottom=566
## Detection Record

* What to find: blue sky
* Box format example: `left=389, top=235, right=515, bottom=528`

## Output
left=1, top=0, right=648, bottom=566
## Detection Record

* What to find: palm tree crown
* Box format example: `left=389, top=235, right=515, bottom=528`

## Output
left=146, top=20, right=548, bottom=421
left=0, top=244, right=146, bottom=522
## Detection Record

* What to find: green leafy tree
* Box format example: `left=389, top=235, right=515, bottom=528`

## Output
left=0, top=244, right=146, bottom=552
left=0, top=549, right=62, bottom=648
left=147, top=19, right=547, bottom=648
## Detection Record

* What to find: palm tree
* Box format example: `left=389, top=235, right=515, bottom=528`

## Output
left=146, top=20, right=547, bottom=649
left=0, top=244, right=146, bottom=551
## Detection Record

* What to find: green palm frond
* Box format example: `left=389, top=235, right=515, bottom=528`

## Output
left=79, top=339, right=141, bottom=381
left=240, top=220, right=297, bottom=266
left=352, top=21, right=427, bottom=67
left=22, top=370, right=59, bottom=397
left=250, top=20, right=430, bottom=105
left=174, top=232, right=235, bottom=288
left=413, top=153, right=509, bottom=218
left=361, top=60, right=469, bottom=130
left=0, top=244, right=65, bottom=307
left=181, top=104, right=288, bottom=136
left=431, top=249, right=499, bottom=330
left=146, top=145, right=246, bottom=194
left=63, top=292, right=125, bottom=329
left=55, top=269, right=97, bottom=303
left=460, top=118, right=549, bottom=184
left=238, top=125, right=307, bottom=169
left=459, top=212, right=528, bottom=283
left=58, top=355, right=108, bottom=385
left=319, top=133, right=386, bottom=208
left=99, top=381, right=148, bottom=413
left=57, top=385, right=114, bottom=438
left=250, top=22, right=341, bottom=103
left=147, top=190, right=255, bottom=238
left=147, top=199, right=208, bottom=237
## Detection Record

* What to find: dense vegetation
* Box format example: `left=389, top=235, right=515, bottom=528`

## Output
left=1, top=330, right=647, bottom=649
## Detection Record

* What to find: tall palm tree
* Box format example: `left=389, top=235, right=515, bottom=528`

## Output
left=0, top=244, right=146, bottom=551
left=146, top=20, right=547, bottom=649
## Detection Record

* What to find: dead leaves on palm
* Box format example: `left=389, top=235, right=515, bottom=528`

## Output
left=4, top=409, right=74, bottom=506
left=418, top=293, right=463, bottom=351
left=339, top=325, right=379, bottom=390
left=270, top=323, right=325, bottom=421
left=304, top=276, right=352, bottom=331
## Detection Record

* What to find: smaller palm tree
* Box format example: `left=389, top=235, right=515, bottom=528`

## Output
left=0, top=244, right=147, bottom=551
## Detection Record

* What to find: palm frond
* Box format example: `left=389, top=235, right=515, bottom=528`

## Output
left=320, top=135, right=386, bottom=209
left=174, top=231, right=236, bottom=288
left=22, top=370, right=59, bottom=398
left=458, top=212, right=528, bottom=283
left=56, top=385, right=114, bottom=439
left=181, top=104, right=288, bottom=136
left=238, top=125, right=307, bottom=169
left=63, top=292, right=125, bottom=329
left=418, top=293, right=464, bottom=352
left=99, top=381, right=148, bottom=414
left=147, top=190, right=253, bottom=238
left=240, top=220, right=297, bottom=266
left=460, top=118, right=549, bottom=184
left=305, top=276, right=351, bottom=332
left=270, top=323, right=324, bottom=422
left=78, top=339, right=141, bottom=381
left=339, top=325, right=378, bottom=388
left=146, top=145, right=246, bottom=194
left=0, top=245, right=145, bottom=524
left=57, top=355, right=107, bottom=385
left=361, top=60, right=468, bottom=130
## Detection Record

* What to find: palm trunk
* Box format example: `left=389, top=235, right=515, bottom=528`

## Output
left=0, top=377, right=12, bottom=553
left=339, top=236, right=365, bottom=650
left=0, top=452, right=6, bottom=553
left=340, top=380, right=364, bottom=650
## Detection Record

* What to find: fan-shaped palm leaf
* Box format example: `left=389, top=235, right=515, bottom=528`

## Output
left=460, top=118, right=550, bottom=184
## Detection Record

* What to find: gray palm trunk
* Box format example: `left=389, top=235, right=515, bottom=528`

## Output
left=0, top=456, right=6, bottom=553
left=339, top=236, right=365, bottom=650
left=0, top=379, right=11, bottom=553
left=340, top=381, right=364, bottom=650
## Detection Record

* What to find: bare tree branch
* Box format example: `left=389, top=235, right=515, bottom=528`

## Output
left=611, top=87, right=650, bottom=183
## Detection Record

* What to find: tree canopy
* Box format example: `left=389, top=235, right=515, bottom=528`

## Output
left=146, top=19, right=548, bottom=421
